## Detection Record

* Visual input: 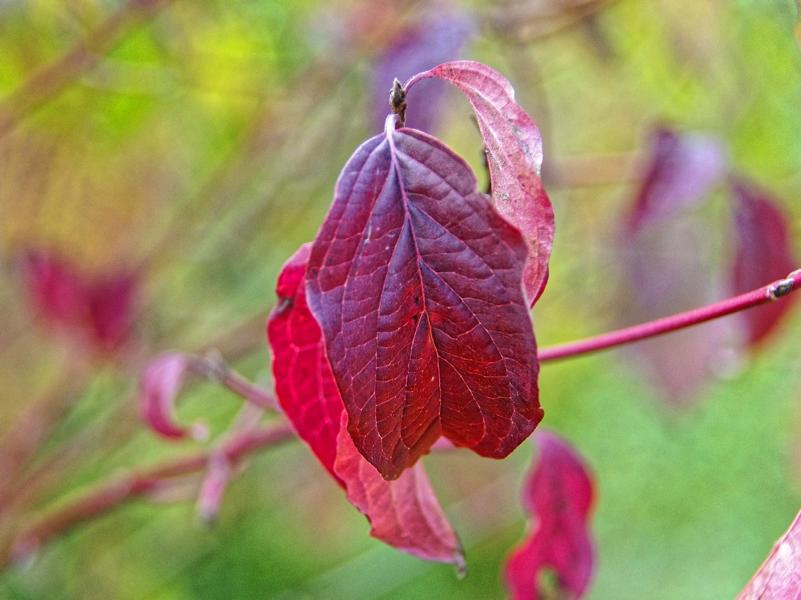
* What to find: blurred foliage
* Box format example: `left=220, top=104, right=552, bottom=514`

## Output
left=0, top=0, right=800, bottom=598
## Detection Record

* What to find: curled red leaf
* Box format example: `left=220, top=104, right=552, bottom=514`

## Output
left=306, top=116, right=542, bottom=480
left=266, top=246, right=463, bottom=566
left=334, top=412, right=464, bottom=569
left=738, top=508, right=801, bottom=599
left=139, top=352, right=193, bottom=440
left=505, top=430, right=595, bottom=600
left=405, top=60, right=554, bottom=304
left=730, top=178, right=798, bottom=347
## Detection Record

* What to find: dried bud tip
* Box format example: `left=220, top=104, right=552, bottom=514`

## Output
left=389, top=78, right=407, bottom=124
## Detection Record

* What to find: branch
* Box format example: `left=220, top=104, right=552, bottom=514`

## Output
left=0, top=0, right=172, bottom=139
left=189, top=351, right=278, bottom=411
left=0, top=423, right=295, bottom=569
left=538, top=269, right=801, bottom=362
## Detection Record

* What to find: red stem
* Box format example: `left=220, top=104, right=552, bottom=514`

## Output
left=538, top=269, right=801, bottom=362
left=0, top=423, right=294, bottom=569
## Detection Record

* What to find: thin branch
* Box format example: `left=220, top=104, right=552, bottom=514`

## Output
left=189, top=350, right=278, bottom=411
left=538, top=269, right=801, bottom=362
left=0, top=423, right=295, bottom=569
left=0, top=0, right=172, bottom=139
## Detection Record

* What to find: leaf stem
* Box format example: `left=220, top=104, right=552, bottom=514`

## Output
left=0, top=423, right=295, bottom=569
left=538, top=269, right=801, bottom=363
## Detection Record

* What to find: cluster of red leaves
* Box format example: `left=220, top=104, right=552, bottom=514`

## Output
left=264, top=60, right=573, bottom=575
left=620, top=128, right=798, bottom=403
left=19, top=249, right=137, bottom=355
left=136, top=59, right=596, bottom=593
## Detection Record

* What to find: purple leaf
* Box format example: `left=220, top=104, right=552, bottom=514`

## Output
left=627, top=127, right=727, bottom=232
left=371, top=9, right=473, bottom=133
left=505, top=431, right=595, bottom=600
left=619, top=127, right=732, bottom=403
left=738, top=508, right=801, bottom=599
left=306, top=116, right=542, bottom=480
left=140, top=352, right=193, bottom=440
left=406, top=60, right=555, bottom=304
left=730, top=178, right=798, bottom=347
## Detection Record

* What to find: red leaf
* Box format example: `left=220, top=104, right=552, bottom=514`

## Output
left=505, top=431, right=595, bottom=600
left=334, top=412, right=464, bottom=569
left=730, top=178, right=798, bottom=347
left=21, top=249, right=86, bottom=327
left=306, top=117, right=542, bottom=480
left=738, top=507, right=801, bottom=599
left=19, top=249, right=137, bottom=354
left=86, top=272, right=137, bottom=352
left=266, top=243, right=344, bottom=482
left=267, top=245, right=463, bottom=566
left=405, top=60, right=554, bottom=305
left=139, top=352, right=193, bottom=440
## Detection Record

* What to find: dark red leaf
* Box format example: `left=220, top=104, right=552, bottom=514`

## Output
left=505, top=430, right=595, bottom=600
left=738, top=507, right=801, bottom=599
left=371, top=8, right=472, bottom=133
left=19, top=249, right=137, bottom=354
left=730, top=178, right=798, bottom=347
left=20, top=249, right=87, bottom=328
left=140, top=352, right=193, bottom=440
left=405, top=60, right=554, bottom=305
left=306, top=117, right=542, bottom=480
left=267, top=245, right=463, bottom=566
left=86, top=272, right=137, bottom=352
left=627, top=127, right=726, bottom=233
left=334, top=411, right=464, bottom=569
left=266, top=243, right=344, bottom=482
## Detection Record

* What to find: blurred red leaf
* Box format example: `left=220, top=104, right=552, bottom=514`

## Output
left=505, top=430, right=595, bottom=600
left=86, top=272, right=137, bottom=352
left=139, top=352, right=193, bottom=440
left=371, top=8, right=472, bottom=133
left=266, top=243, right=343, bottom=482
left=730, top=178, right=798, bottom=347
left=21, top=250, right=86, bottom=327
left=406, top=60, right=554, bottom=304
left=738, top=508, right=801, bottom=599
left=267, top=245, right=463, bottom=566
left=334, top=411, right=464, bottom=569
left=626, top=127, right=726, bottom=232
left=20, top=249, right=137, bottom=354
left=306, top=117, right=542, bottom=480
